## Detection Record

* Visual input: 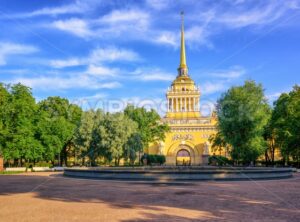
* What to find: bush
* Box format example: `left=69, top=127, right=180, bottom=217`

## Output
left=157, top=155, right=166, bottom=165
left=209, top=155, right=231, bottom=166
left=35, top=162, right=53, bottom=167
left=142, top=154, right=166, bottom=166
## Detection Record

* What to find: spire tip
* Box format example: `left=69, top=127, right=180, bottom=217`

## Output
left=178, top=11, right=188, bottom=76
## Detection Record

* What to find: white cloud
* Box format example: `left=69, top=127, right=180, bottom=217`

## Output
left=0, top=42, right=38, bottom=66
left=89, top=47, right=140, bottom=63
left=79, top=93, right=107, bottom=100
left=86, top=64, right=119, bottom=77
left=0, top=69, right=29, bottom=75
left=201, top=81, right=228, bottom=95
left=265, top=88, right=293, bottom=103
left=266, top=92, right=282, bottom=102
left=50, top=58, right=83, bottom=68
left=52, top=18, right=92, bottom=38
left=49, top=47, right=140, bottom=70
left=208, top=66, right=246, bottom=79
left=146, top=0, right=172, bottom=10
left=185, top=26, right=212, bottom=48
left=10, top=74, right=121, bottom=91
left=12, top=0, right=93, bottom=18
left=217, top=1, right=297, bottom=28
left=100, top=9, right=149, bottom=27
left=200, top=66, right=246, bottom=95
left=130, top=68, right=175, bottom=81
left=154, top=32, right=178, bottom=47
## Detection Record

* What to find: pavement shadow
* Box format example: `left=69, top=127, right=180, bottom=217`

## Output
left=0, top=173, right=300, bottom=221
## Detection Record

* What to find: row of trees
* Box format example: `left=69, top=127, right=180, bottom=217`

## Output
left=75, top=105, right=169, bottom=166
left=1, top=81, right=298, bottom=167
left=0, top=83, right=82, bottom=166
left=211, top=80, right=300, bottom=166
left=0, top=83, right=169, bottom=167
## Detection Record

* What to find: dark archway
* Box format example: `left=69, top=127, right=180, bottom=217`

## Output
left=176, top=149, right=191, bottom=166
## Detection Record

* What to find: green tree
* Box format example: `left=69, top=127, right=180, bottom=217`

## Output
left=0, top=83, right=10, bottom=158
left=124, top=105, right=169, bottom=150
left=74, top=110, right=105, bottom=166
left=37, top=96, right=82, bottom=166
left=217, top=80, right=271, bottom=164
left=124, top=133, right=143, bottom=165
left=271, top=85, right=300, bottom=165
left=75, top=111, right=137, bottom=166
left=209, top=132, right=230, bottom=157
left=4, top=84, right=42, bottom=165
left=98, top=112, right=137, bottom=166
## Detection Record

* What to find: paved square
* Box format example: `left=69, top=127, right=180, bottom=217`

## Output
left=0, top=172, right=299, bottom=221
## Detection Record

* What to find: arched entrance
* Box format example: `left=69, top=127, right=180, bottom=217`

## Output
left=176, top=149, right=191, bottom=166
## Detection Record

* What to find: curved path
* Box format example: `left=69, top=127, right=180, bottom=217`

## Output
left=0, top=172, right=299, bottom=221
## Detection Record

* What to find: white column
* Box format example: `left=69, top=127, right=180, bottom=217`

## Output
left=181, top=97, right=183, bottom=111
left=184, top=97, right=187, bottom=112
left=176, top=97, right=179, bottom=112
left=167, top=98, right=169, bottom=112
left=173, top=98, right=175, bottom=112
left=193, top=97, right=195, bottom=111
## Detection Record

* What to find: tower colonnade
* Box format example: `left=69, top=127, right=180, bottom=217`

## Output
left=167, top=96, right=200, bottom=112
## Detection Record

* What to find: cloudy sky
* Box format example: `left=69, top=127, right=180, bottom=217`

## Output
left=0, top=0, right=299, bottom=113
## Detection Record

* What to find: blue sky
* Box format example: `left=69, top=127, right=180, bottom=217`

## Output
left=0, top=0, right=299, bottom=114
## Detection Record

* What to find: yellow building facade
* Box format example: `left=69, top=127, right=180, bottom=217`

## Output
left=147, top=14, right=218, bottom=165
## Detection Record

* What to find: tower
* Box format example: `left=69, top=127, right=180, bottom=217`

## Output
left=147, top=12, right=217, bottom=166
left=166, top=12, right=201, bottom=119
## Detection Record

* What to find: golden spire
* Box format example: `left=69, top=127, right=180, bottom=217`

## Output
left=178, top=11, right=188, bottom=76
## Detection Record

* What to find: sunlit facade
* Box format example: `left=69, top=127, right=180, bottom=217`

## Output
left=146, top=13, right=218, bottom=165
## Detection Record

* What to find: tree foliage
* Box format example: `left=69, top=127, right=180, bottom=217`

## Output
left=0, top=83, right=82, bottom=166
left=2, top=84, right=43, bottom=164
left=37, top=97, right=82, bottom=165
left=124, top=133, right=143, bottom=165
left=271, top=85, right=300, bottom=163
left=124, top=105, right=169, bottom=148
left=209, top=132, right=230, bottom=156
left=217, top=80, right=271, bottom=163
left=75, top=111, right=137, bottom=166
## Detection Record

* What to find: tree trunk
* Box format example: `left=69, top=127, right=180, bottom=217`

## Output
left=91, top=157, right=96, bottom=167
left=58, top=154, right=61, bottom=166
left=271, top=152, right=274, bottom=166
left=74, top=149, right=76, bottom=166
left=265, top=150, right=269, bottom=167
left=0, top=156, right=4, bottom=172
